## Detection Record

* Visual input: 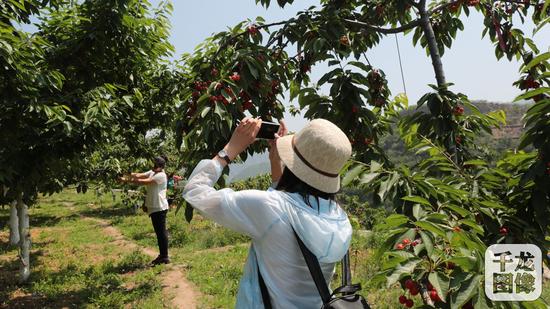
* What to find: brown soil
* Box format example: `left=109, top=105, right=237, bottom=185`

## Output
left=83, top=217, right=200, bottom=308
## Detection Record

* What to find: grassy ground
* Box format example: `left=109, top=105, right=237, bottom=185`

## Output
left=1, top=189, right=549, bottom=308
left=0, top=190, right=168, bottom=309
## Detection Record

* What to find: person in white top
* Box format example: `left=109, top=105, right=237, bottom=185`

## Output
left=183, top=118, right=353, bottom=308
left=120, top=156, right=170, bottom=265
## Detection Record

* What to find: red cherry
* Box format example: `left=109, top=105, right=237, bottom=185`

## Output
left=230, top=73, right=241, bottom=82
left=405, top=299, right=414, bottom=308
left=399, top=295, right=407, bottom=304
left=364, top=138, right=373, bottom=146
left=446, top=262, right=456, bottom=269
left=375, top=4, right=384, bottom=15
left=405, top=279, right=415, bottom=290
left=192, top=91, right=200, bottom=98
left=450, top=2, right=461, bottom=12
left=427, top=282, right=434, bottom=291
left=453, top=226, right=461, bottom=232
left=211, top=68, right=219, bottom=76
left=352, top=105, right=358, bottom=113
left=411, top=240, right=418, bottom=247
left=194, top=81, right=202, bottom=90
left=247, top=25, right=259, bottom=35
left=462, top=301, right=474, bottom=309
left=429, top=290, right=440, bottom=301
left=339, top=35, right=350, bottom=46
left=396, top=243, right=405, bottom=250
left=499, top=227, right=508, bottom=235
left=242, top=100, right=253, bottom=110
left=402, top=239, right=411, bottom=245
left=467, top=0, right=480, bottom=6
left=374, top=98, right=386, bottom=107
left=209, top=96, right=217, bottom=103
left=455, top=136, right=462, bottom=144
left=453, top=106, right=464, bottom=116
left=410, top=287, right=419, bottom=296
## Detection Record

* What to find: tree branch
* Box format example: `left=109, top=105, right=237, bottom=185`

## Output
left=211, top=20, right=291, bottom=63
left=343, top=18, right=421, bottom=34
left=418, top=0, right=446, bottom=87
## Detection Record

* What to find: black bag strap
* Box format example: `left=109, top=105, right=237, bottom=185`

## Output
left=256, top=248, right=272, bottom=309
left=341, top=252, right=352, bottom=289
left=292, top=229, right=332, bottom=304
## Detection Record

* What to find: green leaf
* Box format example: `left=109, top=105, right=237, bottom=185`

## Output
left=459, top=219, right=484, bottom=234
left=402, top=195, right=432, bottom=207
left=383, top=214, right=409, bottom=228
left=451, top=275, right=481, bottom=308
left=200, top=106, right=211, bottom=118
left=514, top=87, right=550, bottom=101
left=184, top=202, right=194, bottom=223
left=415, top=221, right=446, bottom=238
left=417, top=231, right=433, bottom=259
left=342, top=164, right=365, bottom=187
left=412, top=204, right=426, bottom=220
left=359, top=172, right=379, bottom=185
left=448, top=256, right=477, bottom=272
left=385, top=259, right=422, bottom=287
left=522, top=52, right=550, bottom=72
left=429, top=272, right=450, bottom=303
left=378, top=172, right=399, bottom=201
left=463, top=159, right=487, bottom=166
left=443, top=204, right=470, bottom=217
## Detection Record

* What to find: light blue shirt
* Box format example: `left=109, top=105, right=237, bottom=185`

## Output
left=183, top=159, right=352, bottom=308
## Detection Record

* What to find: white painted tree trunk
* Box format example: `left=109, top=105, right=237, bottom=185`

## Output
left=16, top=196, right=30, bottom=282
left=9, top=200, right=19, bottom=245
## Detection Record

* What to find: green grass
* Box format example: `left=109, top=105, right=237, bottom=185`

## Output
left=185, top=245, right=249, bottom=308
left=0, top=189, right=167, bottom=309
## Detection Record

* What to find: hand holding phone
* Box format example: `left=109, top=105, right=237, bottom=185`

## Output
left=236, top=119, right=280, bottom=139
left=256, top=121, right=280, bottom=139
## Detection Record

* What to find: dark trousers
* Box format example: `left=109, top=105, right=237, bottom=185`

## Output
left=150, top=210, right=169, bottom=258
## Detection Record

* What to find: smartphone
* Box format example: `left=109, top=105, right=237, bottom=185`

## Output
left=257, top=121, right=280, bottom=139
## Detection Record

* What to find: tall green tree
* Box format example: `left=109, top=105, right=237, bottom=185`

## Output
left=0, top=0, right=178, bottom=282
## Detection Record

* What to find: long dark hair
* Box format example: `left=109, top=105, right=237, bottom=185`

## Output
left=275, top=167, right=335, bottom=208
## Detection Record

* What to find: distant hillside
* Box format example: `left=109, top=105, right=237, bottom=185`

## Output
left=229, top=162, right=270, bottom=182
left=405, top=100, right=530, bottom=138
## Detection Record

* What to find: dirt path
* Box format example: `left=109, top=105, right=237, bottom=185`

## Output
left=83, top=217, right=200, bottom=309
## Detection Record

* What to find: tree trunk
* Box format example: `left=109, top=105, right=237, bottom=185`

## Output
left=418, top=0, right=446, bottom=88
left=16, top=195, right=31, bottom=283
left=9, top=200, right=19, bottom=245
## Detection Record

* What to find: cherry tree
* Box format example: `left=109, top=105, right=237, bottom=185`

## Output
left=0, top=0, right=178, bottom=282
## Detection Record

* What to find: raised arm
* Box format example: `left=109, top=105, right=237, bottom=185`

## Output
left=268, top=119, right=287, bottom=183
left=119, top=171, right=154, bottom=186
left=131, top=172, right=151, bottom=179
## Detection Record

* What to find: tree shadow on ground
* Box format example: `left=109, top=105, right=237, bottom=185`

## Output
left=28, top=214, right=79, bottom=228
left=2, top=257, right=157, bottom=309
left=0, top=248, right=47, bottom=308
left=79, top=204, right=136, bottom=220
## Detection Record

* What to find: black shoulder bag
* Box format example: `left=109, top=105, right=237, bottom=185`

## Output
left=258, top=229, right=371, bottom=309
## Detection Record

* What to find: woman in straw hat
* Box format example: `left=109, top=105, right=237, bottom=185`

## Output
left=183, top=117, right=353, bottom=308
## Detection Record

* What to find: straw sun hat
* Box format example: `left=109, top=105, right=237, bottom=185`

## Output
left=276, top=119, right=352, bottom=194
